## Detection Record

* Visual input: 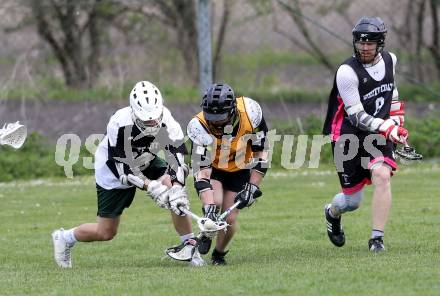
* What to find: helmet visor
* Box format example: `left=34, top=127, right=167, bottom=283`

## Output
left=203, top=111, right=230, bottom=122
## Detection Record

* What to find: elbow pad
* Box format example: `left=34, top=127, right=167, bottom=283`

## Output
left=346, top=104, right=383, bottom=132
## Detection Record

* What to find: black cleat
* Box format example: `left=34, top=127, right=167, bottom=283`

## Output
left=325, top=204, right=345, bottom=247
left=368, top=237, right=386, bottom=253
left=197, top=235, right=212, bottom=255
left=211, top=249, right=228, bottom=266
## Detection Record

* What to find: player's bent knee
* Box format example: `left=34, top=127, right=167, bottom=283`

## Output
left=97, top=228, right=118, bottom=241
left=100, top=231, right=117, bottom=241
left=332, top=191, right=363, bottom=214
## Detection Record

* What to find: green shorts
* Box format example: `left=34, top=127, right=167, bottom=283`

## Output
left=96, top=156, right=168, bottom=218
left=96, top=185, right=136, bottom=218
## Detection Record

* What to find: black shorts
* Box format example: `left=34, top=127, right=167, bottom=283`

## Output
left=211, top=168, right=250, bottom=192
left=96, top=156, right=168, bottom=218
left=332, top=132, right=397, bottom=194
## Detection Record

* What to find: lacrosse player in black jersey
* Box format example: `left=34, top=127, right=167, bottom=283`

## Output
left=322, top=17, right=409, bottom=252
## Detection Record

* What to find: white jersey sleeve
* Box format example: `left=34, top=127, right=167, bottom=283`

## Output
left=243, top=97, right=263, bottom=129
left=94, top=107, right=133, bottom=190
left=336, top=64, right=361, bottom=108
left=390, top=52, right=399, bottom=101
left=106, top=107, right=133, bottom=146
left=162, top=107, right=184, bottom=142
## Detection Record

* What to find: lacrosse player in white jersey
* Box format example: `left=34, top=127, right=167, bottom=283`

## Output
left=51, top=81, right=203, bottom=268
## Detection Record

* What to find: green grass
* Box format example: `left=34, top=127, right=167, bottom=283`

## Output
left=1, top=161, right=439, bottom=295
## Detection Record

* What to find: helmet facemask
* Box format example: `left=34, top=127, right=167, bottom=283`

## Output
left=206, top=107, right=237, bottom=137
left=132, top=111, right=163, bottom=135
left=353, top=33, right=385, bottom=64
left=352, top=17, right=387, bottom=65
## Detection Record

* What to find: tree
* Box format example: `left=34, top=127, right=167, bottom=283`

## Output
left=29, top=0, right=122, bottom=89
left=387, top=0, right=440, bottom=81
left=248, top=0, right=353, bottom=73
left=272, top=0, right=351, bottom=72
left=123, top=0, right=199, bottom=85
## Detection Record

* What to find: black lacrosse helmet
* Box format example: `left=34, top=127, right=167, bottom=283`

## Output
left=201, top=83, right=237, bottom=136
left=201, top=83, right=236, bottom=121
left=352, top=16, right=387, bottom=62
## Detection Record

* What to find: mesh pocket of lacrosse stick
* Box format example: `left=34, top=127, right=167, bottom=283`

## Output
left=198, top=218, right=228, bottom=237
left=395, top=145, right=423, bottom=161
left=0, top=122, right=27, bottom=149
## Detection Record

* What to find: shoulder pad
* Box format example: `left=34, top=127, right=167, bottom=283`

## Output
left=243, top=97, right=263, bottom=129
left=187, top=118, right=213, bottom=146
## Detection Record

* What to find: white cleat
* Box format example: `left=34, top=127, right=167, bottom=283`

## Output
left=189, top=249, right=206, bottom=267
left=166, top=238, right=205, bottom=264
left=51, top=228, right=72, bottom=268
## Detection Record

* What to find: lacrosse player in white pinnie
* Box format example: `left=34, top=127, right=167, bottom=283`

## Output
left=51, top=81, right=204, bottom=268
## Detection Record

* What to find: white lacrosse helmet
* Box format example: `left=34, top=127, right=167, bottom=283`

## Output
left=129, top=81, right=164, bottom=135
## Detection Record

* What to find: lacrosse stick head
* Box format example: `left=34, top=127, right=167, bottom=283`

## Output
left=197, top=218, right=228, bottom=238
left=395, top=145, right=423, bottom=161
left=0, top=122, right=27, bottom=149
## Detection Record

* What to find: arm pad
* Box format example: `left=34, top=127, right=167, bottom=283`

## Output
left=346, top=103, right=383, bottom=132
left=252, top=158, right=268, bottom=175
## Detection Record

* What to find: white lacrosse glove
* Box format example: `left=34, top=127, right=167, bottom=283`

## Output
left=168, top=185, right=189, bottom=216
left=175, top=163, right=190, bottom=185
left=146, top=180, right=169, bottom=209
left=119, top=174, right=146, bottom=189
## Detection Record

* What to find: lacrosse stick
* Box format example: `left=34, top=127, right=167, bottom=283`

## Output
left=395, top=141, right=423, bottom=161
left=217, top=200, right=242, bottom=221
left=0, top=121, right=27, bottom=149
left=179, top=206, right=228, bottom=237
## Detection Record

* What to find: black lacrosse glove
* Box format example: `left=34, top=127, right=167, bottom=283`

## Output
left=202, top=204, right=219, bottom=221
left=234, top=183, right=262, bottom=209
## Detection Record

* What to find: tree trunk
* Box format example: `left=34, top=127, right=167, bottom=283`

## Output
left=213, top=0, right=231, bottom=81
left=429, top=0, right=440, bottom=79
left=416, top=0, right=426, bottom=82
left=30, top=0, right=105, bottom=89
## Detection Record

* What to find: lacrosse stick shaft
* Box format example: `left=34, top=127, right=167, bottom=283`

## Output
left=179, top=206, right=202, bottom=221
left=218, top=201, right=242, bottom=221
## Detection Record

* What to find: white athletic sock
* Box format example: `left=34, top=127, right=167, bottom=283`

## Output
left=371, top=229, right=384, bottom=239
left=62, top=228, right=78, bottom=246
left=180, top=233, right=195, bottom=242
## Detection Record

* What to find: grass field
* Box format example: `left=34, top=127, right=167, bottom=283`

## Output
left=1, top=162, right=439, bottom=295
